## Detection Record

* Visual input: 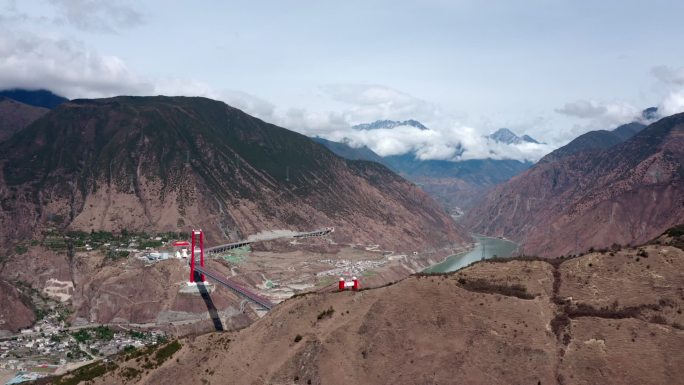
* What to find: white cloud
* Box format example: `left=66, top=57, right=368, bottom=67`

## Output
left=222, top=90, right=277, bottom=122
left=652, top=66, right=684, bottom=117
left=552, top=99, right=643, bottom=144
left=320, top=84, right=445, bottom=125
left=48, top=0, right=144, bottom=33
left=0, top=0, right=143, bottom=33
left=555, top=100, right=639, bottom=123
left=652, top=65, right=684, bottom=86
left=276, top=108, right=350, bottom=136
left=659, top=90, right=684, bottom=117
left=0, top=23, right=618, bottom=164
left=0, top=27, right=153, bottom=97
left=0, top=25, right=279, bottom=123
left=263, top=83, right=556, bottom=163
left=317, top=121, right=554, bottom=162
left=555, top=100, right=607, bottom=119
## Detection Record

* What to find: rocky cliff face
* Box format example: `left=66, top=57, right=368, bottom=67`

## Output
left=463, top=113, right=684, bottom=256
left=0, top=96, right=466, bottom=252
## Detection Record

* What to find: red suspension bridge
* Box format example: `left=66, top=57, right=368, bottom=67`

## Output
left=187, top=227, right=334, bottom=311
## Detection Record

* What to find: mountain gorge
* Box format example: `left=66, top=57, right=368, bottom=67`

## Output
left=0, top=96, right=466, bottom=251
left=315, top=121, right=534, bottom=211
left=464, top=113, right=684, bottom=256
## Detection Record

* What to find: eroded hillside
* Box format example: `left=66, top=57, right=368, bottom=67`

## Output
left=0, top=96, right=467, bottom=253
left=66, top=229, right=684, bottom=385
left=464, top=113, right=684, bottom=256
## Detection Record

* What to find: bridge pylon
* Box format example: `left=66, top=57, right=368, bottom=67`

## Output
left=189, top=229, right=206, bottom=284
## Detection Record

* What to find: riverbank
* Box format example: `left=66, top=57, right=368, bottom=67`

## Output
left=423, top=234, right=519, bottom=273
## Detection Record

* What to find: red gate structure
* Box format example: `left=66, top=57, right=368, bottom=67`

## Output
left=338, top=277, right=359, bottom=291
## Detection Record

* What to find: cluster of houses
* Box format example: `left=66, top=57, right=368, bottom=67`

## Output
left=138, top=240, right=193, bottom=263
left=316, top=258, right=387, bottom=277
left=1, top=316, right=166, bottom=383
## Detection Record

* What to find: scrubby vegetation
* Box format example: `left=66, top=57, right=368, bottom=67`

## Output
left=12, top=280, right=72, bottom=323
left=663, top=224, right=684, bottom=250
left=38, top=361, right=118, bottom=385
left=14, top=244, right=28, bottom=254
left=153, top=340, right=182, bottom=366
left=120, top=366, right=143, bottom=381
left=317, top=307, right=335, bottom=320
left=456, top=277, right=535, bottom=299
left=665, top=225, right=684, bottom=238
left=72, top=326, right=115, bottom=343
left=39, top=229, right=185, bottom=255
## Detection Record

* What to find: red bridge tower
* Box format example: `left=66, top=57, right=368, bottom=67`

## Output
left=189, top=229, right=205, bottom=283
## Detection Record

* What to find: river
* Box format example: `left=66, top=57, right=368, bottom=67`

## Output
left=424, top=234, right=519, bottom=273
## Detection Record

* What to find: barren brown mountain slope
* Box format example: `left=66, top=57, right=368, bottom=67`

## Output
left=0, top=279, right=35, bottom=333
left=463, top=113, right=684, bottom=256
left=71, top=230, right=684, bottom=385
left=0, top=96, right=467, bottom=253
left=0, top=97, right=49, bottom=141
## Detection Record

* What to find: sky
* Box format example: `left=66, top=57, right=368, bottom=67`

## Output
left=1, top=0, right=684, bottom=161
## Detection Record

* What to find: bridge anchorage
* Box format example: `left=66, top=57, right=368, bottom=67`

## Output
left=338, top=277, right=359, bottom=291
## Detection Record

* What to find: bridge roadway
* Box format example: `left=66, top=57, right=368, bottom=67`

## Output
left=205, top=227, right=334, bottom=255
left=194, top=265, right=274, bottom=310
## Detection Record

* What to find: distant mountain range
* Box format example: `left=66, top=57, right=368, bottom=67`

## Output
left=312, top=137, right=386, bottom=164
left=0, top=89, right=69, bottom=141
left=464, top=110, right=683, bottom=256
left=540, top=122, right=646, bottom=164
left=642, top=106, right=660, bottom=121
left=0, top=88, right=68, bottom=109
left=487, top=128, right=540, bottom=144
left=352, top=119, right=428, bottom=130
left=315, top=121, right=534, bottom=211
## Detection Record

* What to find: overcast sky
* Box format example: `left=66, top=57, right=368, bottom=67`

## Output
left=2, top=0, right=684, bottom=161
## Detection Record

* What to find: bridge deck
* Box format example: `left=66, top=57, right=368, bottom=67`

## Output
left=194, top=266, right=274, bottom=310
left=205, top=227, right=333, bottom=255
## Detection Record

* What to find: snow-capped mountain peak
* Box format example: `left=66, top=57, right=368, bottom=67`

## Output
left=487, top=128, right=539, bottom=144
left=353, top=119, right=428, bottom=130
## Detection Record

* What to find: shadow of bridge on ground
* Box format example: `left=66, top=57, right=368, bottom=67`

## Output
left=194, top=271, right=224, bottom=332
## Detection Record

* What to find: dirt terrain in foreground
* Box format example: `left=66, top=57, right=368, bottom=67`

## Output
left=77, top=232, right=684, bottom=385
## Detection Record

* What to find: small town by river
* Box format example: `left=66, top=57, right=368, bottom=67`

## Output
left=424, top=234, right=519, bottom=273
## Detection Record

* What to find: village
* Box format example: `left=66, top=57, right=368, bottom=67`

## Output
left=0, top=306, right=166, bottom=384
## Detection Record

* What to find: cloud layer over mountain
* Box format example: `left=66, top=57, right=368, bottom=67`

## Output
left=2, top=1, right=684, bottom=163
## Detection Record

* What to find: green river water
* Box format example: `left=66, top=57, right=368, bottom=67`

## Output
left=424, top=234, right=519, bottom=273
